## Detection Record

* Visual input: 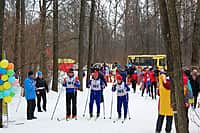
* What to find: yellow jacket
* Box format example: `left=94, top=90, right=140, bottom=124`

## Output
left=158, top=74, right=173, bottom=116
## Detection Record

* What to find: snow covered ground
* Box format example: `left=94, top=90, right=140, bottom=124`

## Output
left=1, top=78, right=200, bottom=133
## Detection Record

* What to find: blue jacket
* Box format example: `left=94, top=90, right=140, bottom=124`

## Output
left=24, top=77, right=36, bottom=100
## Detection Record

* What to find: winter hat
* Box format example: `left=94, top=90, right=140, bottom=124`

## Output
left=116, top=75, right=122, bottom=81
left=28, top=71, right=34, bottom=76
left=37, top=71, right=42, bottom=76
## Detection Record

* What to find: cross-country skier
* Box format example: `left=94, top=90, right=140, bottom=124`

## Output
left=87, top=71, right=105, bottom=118
left=112, top=75, right=130, bottom=120
left=63, top=68, right=80, bottom=120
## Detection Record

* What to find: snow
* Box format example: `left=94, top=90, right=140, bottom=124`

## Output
left=1, top=77, right=200, bottom=133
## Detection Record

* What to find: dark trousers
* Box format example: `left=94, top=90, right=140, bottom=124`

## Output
left=156, top=114, right=173, bottom=133
left=117, top=95, right=128, bottom=118
left=27, top=100, right=36, bottom=119
left=151, top=81, right=157, bottom=99
left=193, top=96, right=198, bottom=109
left=36, top=90, right=47, bottom=111
left=66, top=92, right=77, bottom=116
left=89, top=90, right=102, bottom=115
left=142, top=83, right=151, bottom=96
left=132, top=80, right=137, bottom=93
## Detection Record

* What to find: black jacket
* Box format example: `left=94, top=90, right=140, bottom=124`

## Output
left=189, top=76, right=200, bottom=97
left=35, top=77, right=49, bottom=92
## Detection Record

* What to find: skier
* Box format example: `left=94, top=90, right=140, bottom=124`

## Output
left=131, top=70, right=138, bottom=93
left=24, top=71, right=37, bottom=120
left=63, top=68, right=80, bottom=120
left=35, top=71, right=49, bottom=112
left=150, top=68, right=157, bottom=99
left=112, top=75, right=130, bottom=120
left=87, top=71, right=105, bottom=118
left=155, top=71, right=173, bottom=133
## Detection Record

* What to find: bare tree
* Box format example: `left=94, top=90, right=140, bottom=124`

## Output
left=0, top=0, right=5, bottom=128
left=14, top=0, right=20, bottom=74
left=78, top=0, right=86, bottom=91
left=159, top=0, right=189, bottom=132
left=86, top=0, right=96, bottom=87
left=20, top=0, right=26, bottom=85
left=40, top=0, right=47, bottom=78
left=52, top=0, right=59, bottom=92
left=191, top=0, right=200, bottom=66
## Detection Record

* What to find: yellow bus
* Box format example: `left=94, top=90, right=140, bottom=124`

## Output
left=127, top=54, right=167, bottom=70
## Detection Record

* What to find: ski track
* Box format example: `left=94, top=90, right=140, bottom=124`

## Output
left=1, top=78, right=200, bottom=133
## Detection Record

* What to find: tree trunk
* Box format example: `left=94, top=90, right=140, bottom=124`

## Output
left=40, top=0, right=47, bottom=78
left=86, top=0, right=95, bottom=87
left=191, top=0, right=200, bottom=66
left=0, top=0, right=5, bottom=128
left=158, top=0, right=178, bottom=130
left=20, top=0, right=26, bottom=87
left=14, top=0, right=20, bottom=74
left=167, top=0, right=189, bottom=132
left=124, top=0, right=130, bottom=65
left=78, top=0, right=86, bottom=91
left=52, top=0, right=59, bottom=92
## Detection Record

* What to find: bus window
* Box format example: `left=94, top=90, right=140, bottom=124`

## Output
left=159, top=58, right=166, bottom=66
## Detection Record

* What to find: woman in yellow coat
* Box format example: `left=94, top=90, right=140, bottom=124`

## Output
left=155, top=71, right=173, bottom=133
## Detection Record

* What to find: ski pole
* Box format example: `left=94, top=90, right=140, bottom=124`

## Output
left=103, top=96, right=106, bottom=119
left=83, top=88, right=90, bottom=117
left=51, top=86, right=63, bottom=120
left=109, top=92, right=114, bottom=119
left=127, top=106, right=131, bottom=120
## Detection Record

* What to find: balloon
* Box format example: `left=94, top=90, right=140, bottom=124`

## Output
left=3, top=96, right=12, bottom=103
left=3, top=90, right=11, bottom=96
left=7, top=70, right=14, bottom=76
left=6, top=63, right=14, bottom=70
left=0, top=91, right=3, bottom=99
left=3, top=82, right=11, bottom=89
left=10, top=92, right=15, bottom=97
left=1, top=75, right=8, bottom=81
left=8, top=76, right=15, bottom=83
left=0, top=79, right=3, bottom=85
left=0, top=85, right=4, bottom=91
left=0, top=60, right=9, bottom=68
left=0, top=68, right=7, bottom=74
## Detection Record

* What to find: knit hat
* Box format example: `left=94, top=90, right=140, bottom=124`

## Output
left=116, top=75, right=122, bottom=81
left=37, top=71, right=42, bottom=76
left=28, top=71, right=34, bottom=76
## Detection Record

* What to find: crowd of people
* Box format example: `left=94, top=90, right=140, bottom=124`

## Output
left=23, top=63, right=200, bottom=133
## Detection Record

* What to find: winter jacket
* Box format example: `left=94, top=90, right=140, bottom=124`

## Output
left=112, top=81, right=130, bottom=96
left=24, top=77, right=36, bottom=100
left=158, top=74, right=173, bottom=116
left=189, top=76, right=200, bottom=97
left=149, top=71, right=156, bottom=83
left=35, top=77, right=48, bottom=92
left=88, top=78, right=105, bottom=91
left=63, top=75, right=80, bottom=93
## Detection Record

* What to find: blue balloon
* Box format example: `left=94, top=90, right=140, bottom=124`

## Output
left=3, top=90, right=11, bottom=97
left=0, top=68, right=7, bottom=74
left=8, top=76, right=16, bottom=83
left=0, top=91, right=3, bottom=99
left=0, top=79, right=3, bottom=85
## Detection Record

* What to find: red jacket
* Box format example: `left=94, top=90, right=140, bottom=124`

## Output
left=149, top=71, right=156, bottom=82
left=143, top=71, right=147, bottom=83
left=131, top=73, right=138, bottom=81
